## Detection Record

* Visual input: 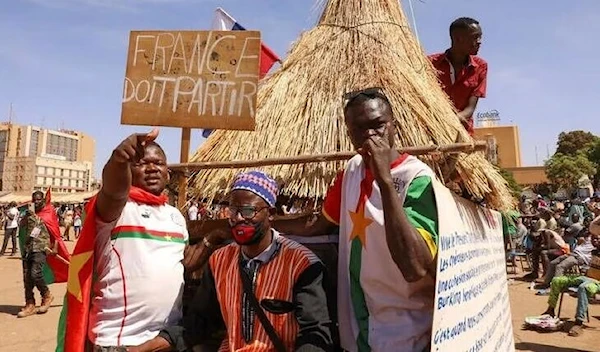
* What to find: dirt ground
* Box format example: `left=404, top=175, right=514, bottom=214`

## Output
left=1, top=236, right=599, bottom=351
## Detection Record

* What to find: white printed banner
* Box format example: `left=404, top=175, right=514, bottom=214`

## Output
left=431, top=182, right=515, bottom=352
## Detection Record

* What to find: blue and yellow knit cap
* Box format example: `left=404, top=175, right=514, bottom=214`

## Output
left=231, top=170, right=278, bottom=207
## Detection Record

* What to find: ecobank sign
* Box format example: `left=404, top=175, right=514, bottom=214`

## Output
left=476, top=110, right=500, bottom=121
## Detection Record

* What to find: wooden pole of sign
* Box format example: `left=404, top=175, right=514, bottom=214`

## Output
left=169, top=141, right=487, bottom=172
left=177, top=128, right=192, bottom=209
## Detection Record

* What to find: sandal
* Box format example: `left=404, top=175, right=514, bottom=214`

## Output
left=568, top=324, right=583, bottom=337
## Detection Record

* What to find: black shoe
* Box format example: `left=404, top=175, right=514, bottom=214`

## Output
left=524, top=272, right=538, bottom=280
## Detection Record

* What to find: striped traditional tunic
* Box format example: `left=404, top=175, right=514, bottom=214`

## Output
left=210, top=231, right=321, bottom=351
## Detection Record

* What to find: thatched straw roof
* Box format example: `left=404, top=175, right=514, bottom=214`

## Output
left=186, top=0, right=515, bottom=211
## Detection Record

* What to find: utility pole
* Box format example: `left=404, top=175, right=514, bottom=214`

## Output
left=8, top=103, right=13, bottom=124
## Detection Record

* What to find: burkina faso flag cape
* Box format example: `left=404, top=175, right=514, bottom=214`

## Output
left=56, top=187, right=168, bottom=352
left=18, top=188, right=71, bottom=284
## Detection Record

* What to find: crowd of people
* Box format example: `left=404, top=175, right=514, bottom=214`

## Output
left=509, top=194, right=600, bottom=337
left=3, top=15, right=582, bottom=352
left=0, top=202, right=85, bottom=257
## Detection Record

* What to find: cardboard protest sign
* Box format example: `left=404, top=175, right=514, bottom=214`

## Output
left=121, top=30, right=260, bottom=130
left=431, top=182, right=515, bottom=352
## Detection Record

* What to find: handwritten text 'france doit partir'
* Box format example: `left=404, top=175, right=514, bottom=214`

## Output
left=123, top=32, right=259, bottom=117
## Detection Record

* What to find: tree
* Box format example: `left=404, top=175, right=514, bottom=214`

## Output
left=545, top=152, right=596, bottom=192
left=532, top=182, right=557, bottom=198
left=587, top=138, right=600, bottom=189
left=555, top=130, right=598, bottom=155
left=498, top=168, right=522, bottom=197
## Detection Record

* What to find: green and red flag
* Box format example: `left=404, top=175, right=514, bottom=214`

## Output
left=56, top=187, right=168, bottom=352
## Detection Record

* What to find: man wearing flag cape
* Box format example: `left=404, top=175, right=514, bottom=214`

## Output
left=280, top=87, right=439, bottom=352
left=17, top=189, right=70, bottom=318
left=57, top=129, right=197, bottom=351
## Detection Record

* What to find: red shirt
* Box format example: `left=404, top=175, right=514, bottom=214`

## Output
left=428, top=51, right=488, bottom=134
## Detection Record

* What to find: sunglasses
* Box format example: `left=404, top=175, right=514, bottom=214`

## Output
left=228, top=205, right=269, bottom=220
left=343, top=87, right=391, bottom=107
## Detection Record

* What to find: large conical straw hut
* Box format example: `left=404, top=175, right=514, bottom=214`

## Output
left=186, top=0, right=515, bottom=211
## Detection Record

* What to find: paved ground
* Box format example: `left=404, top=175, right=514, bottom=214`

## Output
left=1, top=236, right=599, bottom=351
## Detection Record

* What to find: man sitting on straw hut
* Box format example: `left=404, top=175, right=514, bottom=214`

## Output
left=139, top=170, right=333, bottom=352
left=429, top=17, right=487, bottom=135
left=279, top=87, right=439, bottom=352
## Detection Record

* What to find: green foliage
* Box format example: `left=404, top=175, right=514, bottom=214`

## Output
left=587, top=139, right=600, bottom=188
left=587, top=138, right=600, bottom=165
left=498, top=168, right=522, bottom=196
left=556, top=130, right=599, bottom=155
left=532, top=182, right=557, bottom=197
left=545, top=152, right=596, bottom=191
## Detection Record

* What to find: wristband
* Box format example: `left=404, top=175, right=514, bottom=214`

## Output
left=202, top=237, right=213, bottom=249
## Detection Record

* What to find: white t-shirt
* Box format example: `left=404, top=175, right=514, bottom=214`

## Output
left=6, top=207, right=18, bottom=229
left=337, top=155, right=435, bottom=352
left=63, top=210, right=74, bottom=224
left=88, top=200, right=189, bottom=347
left=187, top=205, right=198, bottom=221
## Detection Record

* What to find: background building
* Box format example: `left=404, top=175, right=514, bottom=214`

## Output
left=0, top=123, right=95, bottom=193
left=473, top=112, right=547, bottom=188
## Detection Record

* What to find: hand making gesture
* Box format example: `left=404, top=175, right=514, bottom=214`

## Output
left=111, top=128, right=159, bottom=164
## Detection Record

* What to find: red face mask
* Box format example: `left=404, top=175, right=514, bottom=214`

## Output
left=230, top=222, right=265, bottom=245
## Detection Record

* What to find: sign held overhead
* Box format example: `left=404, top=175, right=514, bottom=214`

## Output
left=121, top=30, right=260, bottom=130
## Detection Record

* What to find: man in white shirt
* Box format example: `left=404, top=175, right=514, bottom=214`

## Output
left=187, top=201, right=199, bottom=221
left=59, top=129, right=193, bottom=350
left=1, top=202, right=19, bottom=256
left=62, top=207, right=74, bottom=241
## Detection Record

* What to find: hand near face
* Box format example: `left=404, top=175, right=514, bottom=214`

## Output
left=361, top=134, right=393, bottom=183
left=112, top=128, right=159, bottom=164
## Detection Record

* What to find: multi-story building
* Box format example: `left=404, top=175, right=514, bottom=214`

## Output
left=0, top=123, right=96, bottom=193
left=473, top=115, right=547, bottom=188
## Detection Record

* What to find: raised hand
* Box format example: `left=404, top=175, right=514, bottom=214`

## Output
left=111, top=128, right=159, bottom=164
